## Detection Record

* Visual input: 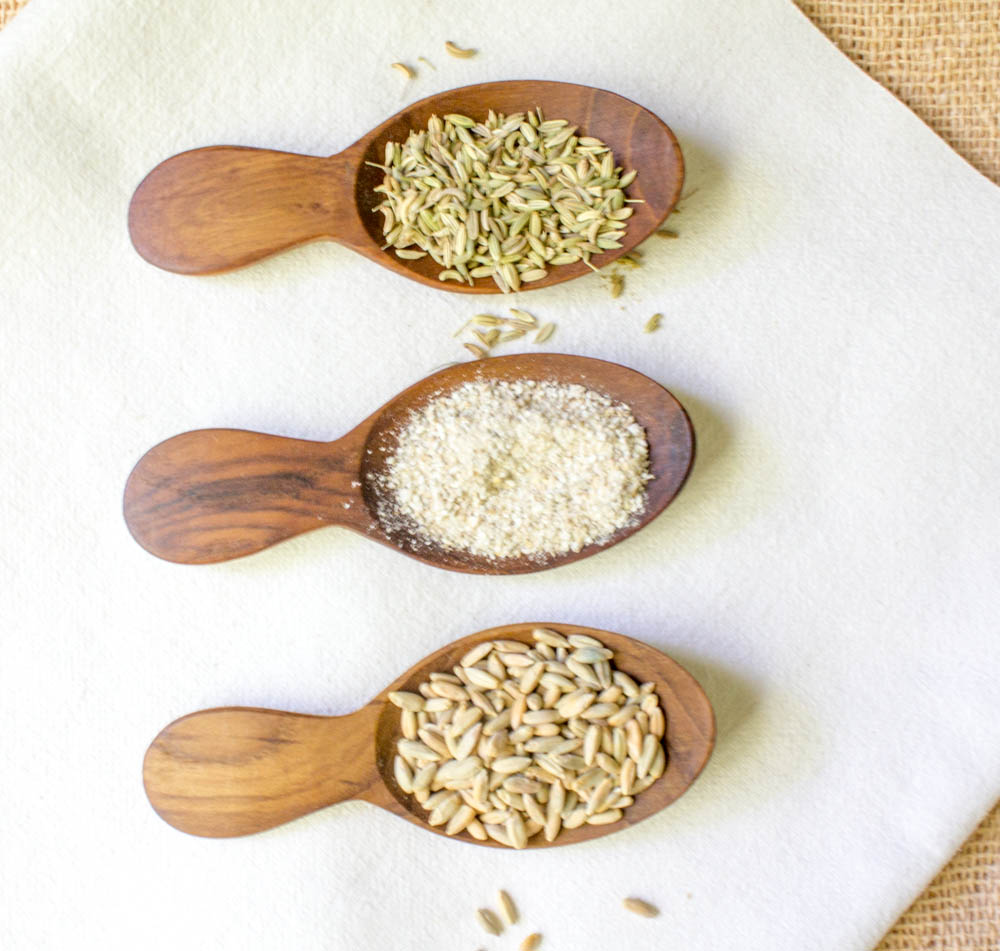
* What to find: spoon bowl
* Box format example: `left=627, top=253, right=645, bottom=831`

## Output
left=128, top=80, right=683, bottom=289
left=123, top=353, right=695, bottom=571
left=142, top=623, right=715, bottom=843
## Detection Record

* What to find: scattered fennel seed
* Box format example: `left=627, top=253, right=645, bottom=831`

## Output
left=534, top=322, right=556, bottom=344
left=391, top=62, right=415, bottom=80
left=477, top=908, right=502, bottom=935
left=445, top=40, right=477, bottom=58
left=455, top=309, right=551, bottom=358
left=644, top=313, right=663, bottom=333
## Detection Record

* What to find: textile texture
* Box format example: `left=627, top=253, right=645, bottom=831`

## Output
left=0, top=0, right=997, bottom=948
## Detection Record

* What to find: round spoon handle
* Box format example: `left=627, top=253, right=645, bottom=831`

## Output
left=124, top=428, right=371, bottom=564
left=143, top=705, right=381, bottom=838
left=127, top=147, right=362, bottom=274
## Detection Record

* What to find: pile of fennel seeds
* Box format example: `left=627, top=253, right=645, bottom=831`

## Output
left=370, top=109, right=638, bottom=291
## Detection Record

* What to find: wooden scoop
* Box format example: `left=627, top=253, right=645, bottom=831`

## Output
left=123, top=353, right=695, bottom=572
left=127, top=80, right=683, bottom=290
left=143, top=623, right=715, bottom=843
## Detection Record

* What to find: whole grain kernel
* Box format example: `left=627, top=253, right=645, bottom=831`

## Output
left=498, top=890, right=519, bottom=925
left=623, top=897, right=660, bottom=918
left=477, top=908, right=503, bottom=935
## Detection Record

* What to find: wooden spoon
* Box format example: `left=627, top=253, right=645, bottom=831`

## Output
left=143, top=623, right=715, bottom=842
left=127, top=80, right=683, bottom=290
left=123, top=353, right=694, bottom=572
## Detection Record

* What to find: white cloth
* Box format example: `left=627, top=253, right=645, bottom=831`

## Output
left=1, top=0, right=998, bottom=948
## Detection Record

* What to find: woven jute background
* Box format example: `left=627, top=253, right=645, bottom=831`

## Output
left=796, top=1, right=999, bottom=185
left=0, top=0, right=997, bottom=946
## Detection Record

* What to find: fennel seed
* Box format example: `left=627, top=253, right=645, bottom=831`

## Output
left=534, top=322, right=555, bottom=344
left=477, top=908, right=503, bottom=935
left=373, top=110, right=637, bottom=291
left=445, top=40, right=477, bottom=58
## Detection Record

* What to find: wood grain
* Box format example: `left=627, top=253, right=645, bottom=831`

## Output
left=143, top=623, right=716, bottom=843
left=128, top=148, right=359, bottom=275
left=123, top=353, right=695, bottom=572
left=128, top=80, right=683, bottom=290
left=123, top=427, right=375, bottom=564
left=142, top=705, right=381, bottom=838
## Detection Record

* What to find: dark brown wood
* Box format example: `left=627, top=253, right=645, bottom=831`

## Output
left=123, top=353, right=695, bottom=572
left=143, top=623, right=715, bottom=842
left=128, top=80, right=684, bottom=290
left=128, top=149, right=357, bottom=275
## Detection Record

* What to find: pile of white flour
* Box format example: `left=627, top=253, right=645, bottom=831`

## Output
left=376, top=379, right=652, bottom=559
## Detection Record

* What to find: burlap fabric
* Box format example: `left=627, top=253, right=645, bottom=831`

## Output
left=1, top=0, right=996, bottom=946
left=0, top=1, right=21, bottom=28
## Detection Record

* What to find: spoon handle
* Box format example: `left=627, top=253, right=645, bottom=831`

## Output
left=124, top=428, right=371, bottom=564
left=143, top=705, right=380, bottom=837
left=128, top=146, right=357, bottom=274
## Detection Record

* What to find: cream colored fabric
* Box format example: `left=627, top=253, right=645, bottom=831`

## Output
left=13, top=0, right=997, bottom=182
left=795, top=8, right=1000, bottom=949
left=1, top=1, right=998, bottom=949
